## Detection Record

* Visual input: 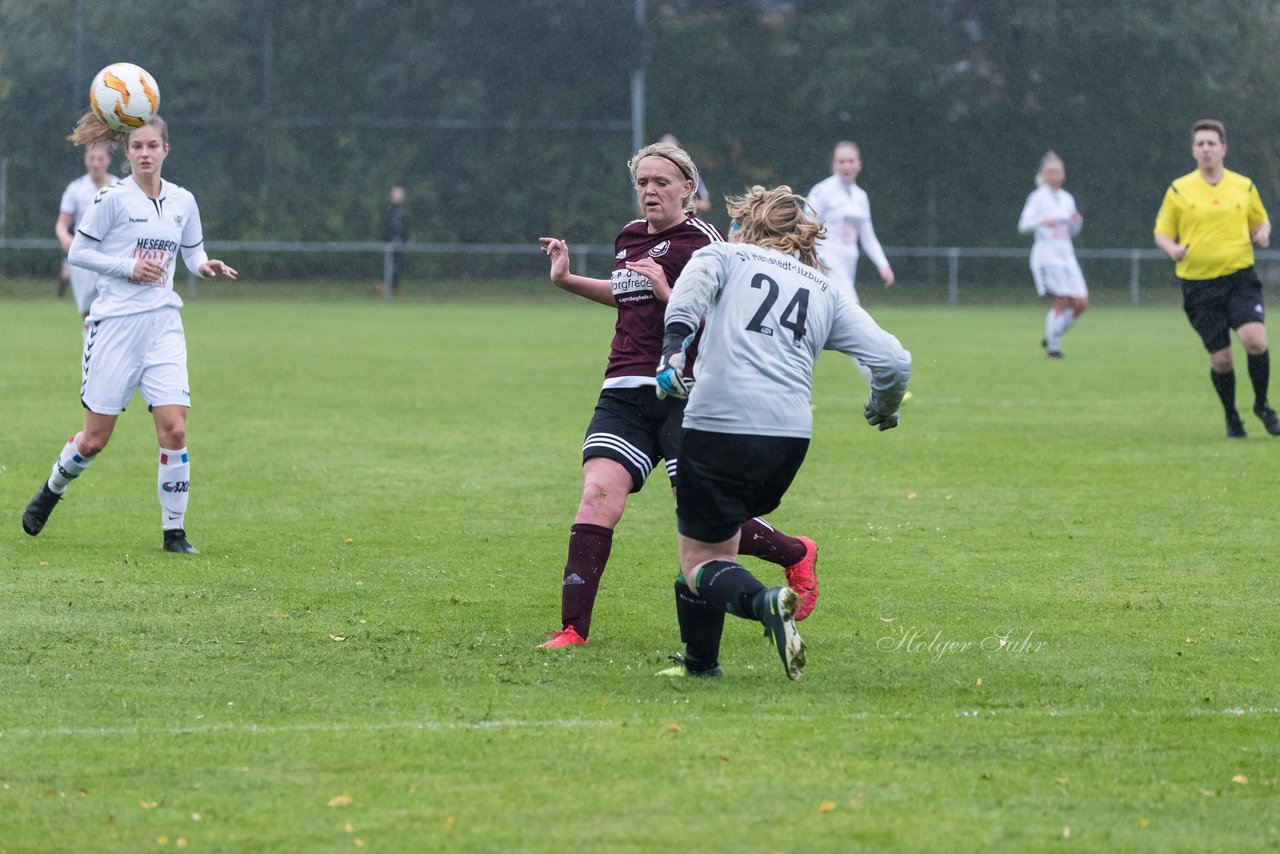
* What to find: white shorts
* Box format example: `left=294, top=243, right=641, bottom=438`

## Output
left=81, top=308, right=190, bottom=415
left=1031, top=260, right=1088, bottom=299
left=70, top=266, right=99, bottom=314
left=817, top=244, right=861, bottom=303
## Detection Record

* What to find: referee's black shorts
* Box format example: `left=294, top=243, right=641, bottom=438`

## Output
left=1181, top=266, right=1266, bottom=352
left=676, top=428, right=810, bottom=544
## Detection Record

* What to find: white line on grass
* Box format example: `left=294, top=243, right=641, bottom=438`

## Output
left=3, top=706, right=1276, bottom=740
left=0, top=718, right=622, bottom=740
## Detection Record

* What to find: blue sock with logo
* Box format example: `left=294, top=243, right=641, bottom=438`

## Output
left=158, top=447, right=190, bottom=531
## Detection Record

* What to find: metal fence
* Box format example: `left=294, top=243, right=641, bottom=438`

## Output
left=4, top=238, right=1279, bottom=304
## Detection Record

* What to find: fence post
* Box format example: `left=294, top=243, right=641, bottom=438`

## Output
left=382, top=245, right=394, bottom=300
left=947, top=247, right=960, bottom=306
left=187, top=269, right=197, bottom=301
left=574, top=244, right=588, bottom=278
left=1129, top=250, right=1141, bottom=306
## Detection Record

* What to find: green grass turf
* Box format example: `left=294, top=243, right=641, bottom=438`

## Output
left=2, top=292, right=1278, bottom=852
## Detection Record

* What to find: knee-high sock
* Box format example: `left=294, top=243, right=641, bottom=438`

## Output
left=1210, top=369, right=1237, bottom=414
left=1045, top=309, right=1068, bottom=351
left=560, top=523, right=613, bottom=638
left=48, top=434, right=95, bottom=494
left=737, top=517, right=806, bottom=567
left=695, top=559, right=767, bottom=621
left=674, top=577, right=724, bottom=670
left=158, top=447, right=191, bottom=531
left=1247, top=350, right=1270, bottom=409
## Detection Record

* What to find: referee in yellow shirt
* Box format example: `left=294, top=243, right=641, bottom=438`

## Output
left=1154, top=119, right=1278, bottom=438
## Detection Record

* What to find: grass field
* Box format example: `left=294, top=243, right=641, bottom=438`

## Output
left=2, top=288, right=1278, bottom=852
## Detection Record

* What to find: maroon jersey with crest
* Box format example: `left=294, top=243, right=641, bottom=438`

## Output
left=604, top=215, right=723, bottom=382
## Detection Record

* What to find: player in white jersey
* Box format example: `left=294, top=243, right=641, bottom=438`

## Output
left=55, top=143, right=117, bottom=330
left=1018, top=151, right=1088, bottom=358
left=655, top=185, right=911, bottom=680
left=806, top=141, right=895, bottom=302
left=22, top=116, right=237, bottom=553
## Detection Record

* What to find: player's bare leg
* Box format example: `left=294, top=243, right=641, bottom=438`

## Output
left=22, top=411, right=115, bottom=536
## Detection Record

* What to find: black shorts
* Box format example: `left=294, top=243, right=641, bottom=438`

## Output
left=676, top=428, right=810, bottom=544
left=582, top=386, right=685, bottom=492
left=1181, top=267, right=1266, bottom=352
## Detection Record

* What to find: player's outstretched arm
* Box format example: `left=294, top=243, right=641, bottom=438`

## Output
left=199, top=260, right=237, bottom=280
left=539, top=237, right=616, bottom=306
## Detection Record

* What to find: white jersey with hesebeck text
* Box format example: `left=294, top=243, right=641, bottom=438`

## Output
left=666, top=242, right=911, bottom=438
left=73, top=176, right=208, bottom=320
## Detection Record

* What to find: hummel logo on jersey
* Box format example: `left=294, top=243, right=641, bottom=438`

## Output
left=616, top=249, right=627, bottom=260
left=562, top=573, right=587, bottom=586
left=129, top=217, right=149, bottom=223
left=649, top=240, right=671, bottom=258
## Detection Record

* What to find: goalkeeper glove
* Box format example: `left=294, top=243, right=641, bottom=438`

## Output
left=864, top=402, right=899, bottom=431
left=656, top=326, right=696, bottom=399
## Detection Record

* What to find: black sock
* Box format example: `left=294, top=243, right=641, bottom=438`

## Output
left=673, top=577, right=724, bottom=670
left=695, top=559, right=766, bottom=621
left=1247, top=351, right=1270, bottom=411
left=1210, top=369, right=1237, bottom=414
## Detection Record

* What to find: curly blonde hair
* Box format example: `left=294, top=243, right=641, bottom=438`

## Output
left=725, top=185, right=826, bottom=269
left=627, top=142, right=700, bottom=213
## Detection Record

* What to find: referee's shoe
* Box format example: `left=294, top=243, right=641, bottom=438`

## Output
left=1254, top=403, right=1280, bottom=436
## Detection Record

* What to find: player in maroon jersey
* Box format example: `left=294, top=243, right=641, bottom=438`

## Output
left=535, top=141, right=819, bottom=649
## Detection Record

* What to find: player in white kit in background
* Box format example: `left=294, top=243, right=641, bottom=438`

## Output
left=806, top=141, right=895, bottom=301
left=56, top=143, right=117, bottom=337
left=655, top=185, right=911, bottom=680
left=1018, top=151, right=1088, bottom=358
left=22, top=114, right=237, bottom=553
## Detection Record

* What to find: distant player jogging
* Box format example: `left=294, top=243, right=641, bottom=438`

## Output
left=655, top=185, right=911, bottom=679
left=22, top=114, right=237, bottom=552
left=55, top=142, right=118, bottom=336
left=806, top=141, right=895, bottom=301
left=1154, top=119, right=1278, bottom=439
left=1018, top=151, right=1087, bottom=358
left=536, top=142, right=820, bottom=650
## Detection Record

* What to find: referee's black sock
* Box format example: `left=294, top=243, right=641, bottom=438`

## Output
left=1210, top=368, right=1237, bottom=414
left=695, top=559, right=766, bottom=621
left=1247, top=350, right=1271, bottom=410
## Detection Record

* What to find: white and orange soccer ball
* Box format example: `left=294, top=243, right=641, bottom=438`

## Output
left=89, top=62, right=160, bottom=132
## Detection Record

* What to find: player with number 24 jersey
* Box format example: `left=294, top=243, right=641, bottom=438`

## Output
left=667, top=241, right=911, bottom=438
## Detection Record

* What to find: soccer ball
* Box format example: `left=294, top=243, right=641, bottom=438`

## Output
left=89, top=63, right=160, bottom=132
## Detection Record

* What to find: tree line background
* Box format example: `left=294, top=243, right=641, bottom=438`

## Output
left=3, top=0, right=1280, bottom=279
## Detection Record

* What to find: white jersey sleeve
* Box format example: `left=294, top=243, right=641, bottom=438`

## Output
left=1019, top=186, right=1082, bottom=267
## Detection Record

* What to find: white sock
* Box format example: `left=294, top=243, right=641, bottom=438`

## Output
left=1061, top=308, right=1077, bottom=334
left=1045, top=310, right=1065, bottom=351
left=158, top=447, right=190, bottom=531
left=48, top=434, right=95, bottom=494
